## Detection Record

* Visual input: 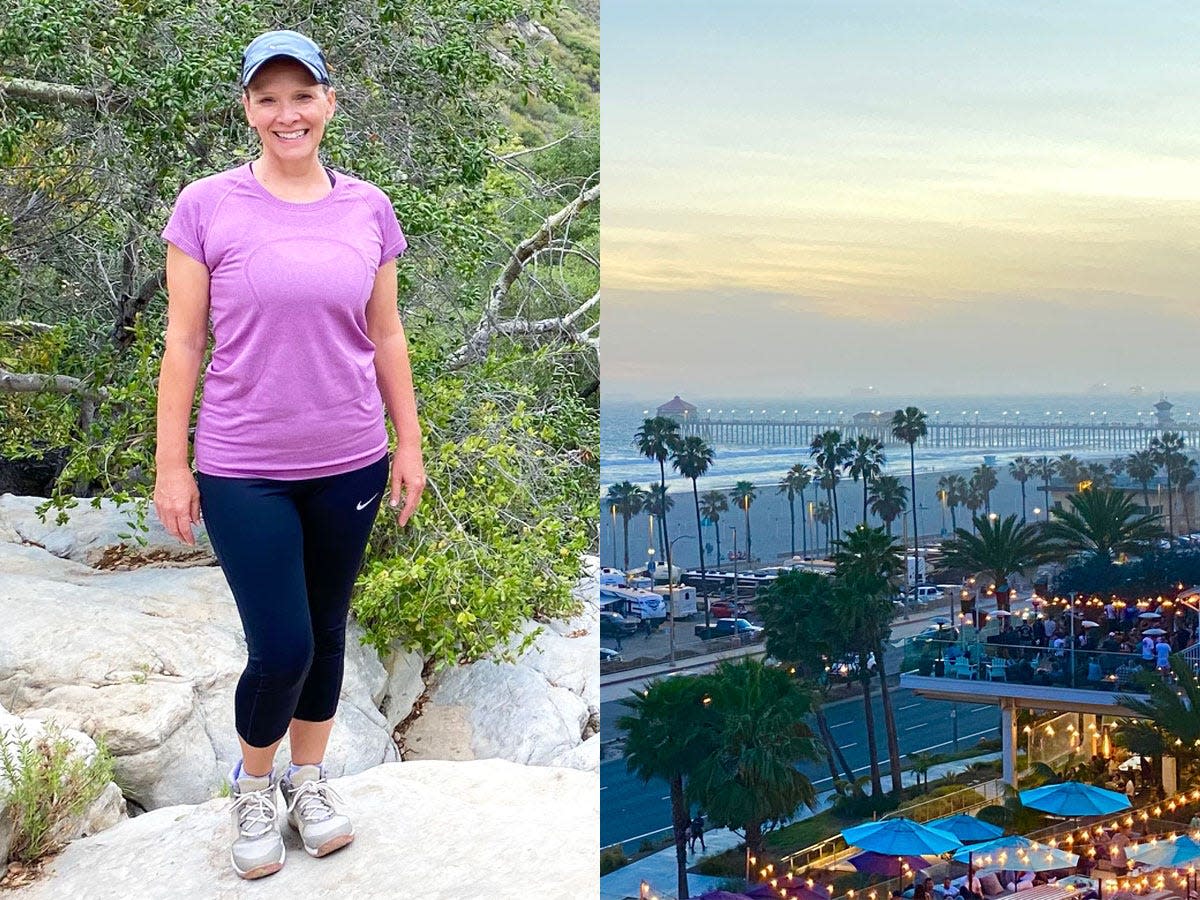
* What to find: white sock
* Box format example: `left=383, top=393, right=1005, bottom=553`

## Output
left=235, top=759, right=272, bottom=781
left=287, top=761, right=324, bottom=781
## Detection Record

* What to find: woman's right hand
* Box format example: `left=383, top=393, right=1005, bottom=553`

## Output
left=154, top=467, right=201, bottom=546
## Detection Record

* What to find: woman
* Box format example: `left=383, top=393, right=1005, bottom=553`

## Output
left=154, top=30, right=424, bottom=879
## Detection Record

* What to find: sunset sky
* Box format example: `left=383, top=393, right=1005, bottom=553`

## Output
left=601, top=1, right=1200, bottom=397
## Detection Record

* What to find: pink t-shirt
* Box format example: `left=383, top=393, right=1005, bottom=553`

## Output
left=162, top=163, right=406, bottom=479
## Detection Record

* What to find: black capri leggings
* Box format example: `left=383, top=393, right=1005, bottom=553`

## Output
left=197, top=452, right=388, bottom=748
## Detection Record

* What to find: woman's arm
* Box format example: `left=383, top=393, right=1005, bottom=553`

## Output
left=366, top=259, right=425, bottom=526
left=154, top=243, right=210, bottom=545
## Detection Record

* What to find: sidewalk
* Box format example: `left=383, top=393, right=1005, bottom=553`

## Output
left=599, top=752, right=1002, bottom=900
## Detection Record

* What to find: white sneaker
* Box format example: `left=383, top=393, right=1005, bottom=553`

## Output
left=280, top=765, right=354, bottom=858
left=229, top=767, right=285, bottom=879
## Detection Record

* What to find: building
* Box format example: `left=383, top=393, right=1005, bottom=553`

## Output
left=656, top=395, right=697, bottom=422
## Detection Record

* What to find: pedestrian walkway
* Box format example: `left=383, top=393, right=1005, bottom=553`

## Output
left=599, top=752, right=1002, bottom=900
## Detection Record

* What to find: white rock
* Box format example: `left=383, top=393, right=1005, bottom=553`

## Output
left=550, top=733, right=601, bottom=771
left=0, top=493, right=214, bottom=569
left=405, top=660, right=586, bottom=767
left=379, top=645, right=425, bottom=732
left=18, top=760, right=598, bottom=899
left=0, top=537, right=392, bottom=809
left=399, top=564, right=600, bottom=772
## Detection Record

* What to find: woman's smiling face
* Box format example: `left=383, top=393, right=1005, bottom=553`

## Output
left=241, top=58, right=336, bottom=163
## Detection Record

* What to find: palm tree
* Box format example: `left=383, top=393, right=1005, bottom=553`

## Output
left=868, top=474, right=908, bottom=536
left=635, top=415, right=681, bottom=589
left=1044, top=489, right=1165, bottom=562
left=964, top=485, right=985, bottom=533
left=606, top=481, right=646, bottom=573
left=833, top=525, right=905, bottom=794
left=848, top=435, right=886, bottom=526
left=1057, top=454, right=1084, bottom=490
left=1174, top=457, right=1198, bottom=533
left=1009, top=457, right=1031, bottom=524
left=778, top=464, right=812, bottom=559
left=810, top=430, right=850, bottom=540
left=817, top=471, right=838, bottom=551
left=1116, top=656, right=1200, bottom=795
left=700, top=490, right=728, bottom=561
left=812, top=501, right=833, bottom=556
left=730, top=480, right=757, bottom=563
left=970, top=463, right=998, bottom=516
left=758, top=570, right=855, bottom=785
left=618, top=676, right=715, bottom=899
left=1150, top=432, right=1186, bottom=535
left=1126, top=449, right=1158, bottom=514
left=1083, top=461, right=1115, bottom=490
left=940, top=514, right=1051, bottom=611
left=673, top=436, right=716, bottom=625
left=688, top=659, right=820, bottom=860
left=891, top=407, right=928, bottom=585
left=646, top=482, right=674, bottom=558
left=1031, top=456, right=1056, bottom=522
left=938, top=473, right=967, bottom=532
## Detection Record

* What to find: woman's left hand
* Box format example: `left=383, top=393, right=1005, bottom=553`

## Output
left=389, top=445, right=426, bottom=527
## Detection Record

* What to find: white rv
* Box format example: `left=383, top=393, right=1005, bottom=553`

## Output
left=653, top=584, right=698, bottom=620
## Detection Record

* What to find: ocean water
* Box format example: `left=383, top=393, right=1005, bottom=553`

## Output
left=599, top=391, right=1200, bottom=570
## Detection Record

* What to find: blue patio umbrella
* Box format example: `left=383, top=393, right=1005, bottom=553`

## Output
left=929, top=815, right=1004, bottom=843
left=848, top=851, right=932, bottom=876
left=1019, top=781, right=1132, bottom=817
left=842, top=818, right=963, bottom=855
left=1126, top=834, right=1200, bottom=870
left=953, top=835, right=1080, bottom=872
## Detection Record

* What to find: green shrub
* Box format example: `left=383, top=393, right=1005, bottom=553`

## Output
left=600, top=845, right=628, bottom=875
left=0, top=724, right=116, bottom=863
left=353, top=346, right=597, bottom=667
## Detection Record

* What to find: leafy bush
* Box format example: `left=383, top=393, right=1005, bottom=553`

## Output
left=353, top=346, right=597, bottom=666
left=0, top=724, right=116, bottom=863
left=599, top=845, right=627, bottom=875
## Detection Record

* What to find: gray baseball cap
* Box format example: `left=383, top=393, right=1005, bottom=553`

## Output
left=241, top=30, right=330, bottom=87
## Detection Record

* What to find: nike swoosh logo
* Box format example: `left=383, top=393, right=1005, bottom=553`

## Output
left=356, top=493, right=380, bottom=511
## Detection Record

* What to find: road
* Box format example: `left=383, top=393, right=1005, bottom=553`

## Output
left=599, top=687, right=1000, bottom=850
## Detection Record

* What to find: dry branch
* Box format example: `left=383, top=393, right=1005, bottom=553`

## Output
left=449, top=183, right=600, bottom=367
left=0, top=76, right=106, bottom=109
left=0, top=367, right=107, bottom=402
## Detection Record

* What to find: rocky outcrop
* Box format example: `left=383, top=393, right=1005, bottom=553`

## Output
left=0, top=494, right=214, bottom=569
left=0, top=529, right=395, bottom=810
left=13, top=759, right=597, bottom=899
left=0, top=494, right=600, bottom=886
left=403, top=560, right=599, bottom=771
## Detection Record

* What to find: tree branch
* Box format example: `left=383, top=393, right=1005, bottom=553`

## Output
left=0, top=320, right=54, bottom=338
left=0, top=367, right=107, bottom=401
left=447, top=183, right=599, bottom=367
left=0, top=76, right=107, bottom=109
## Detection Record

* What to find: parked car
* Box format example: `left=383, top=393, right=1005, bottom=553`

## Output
left=600, top=647, right=623, bottom=662
left=707, top=598, right=748, bottom=619
left=600, top=610, right=638, bottom=638
left=904, top=585, right=945, bottom=604
left=694, top=617, right=764, bottom=641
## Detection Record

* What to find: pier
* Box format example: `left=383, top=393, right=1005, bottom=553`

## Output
left=679, top=416, right=1199, bottom=452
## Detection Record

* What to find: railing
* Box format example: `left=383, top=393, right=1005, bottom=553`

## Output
left=901, top=637, right=1167, bottom=693
left=882, top=779, right=1006, bottom=823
